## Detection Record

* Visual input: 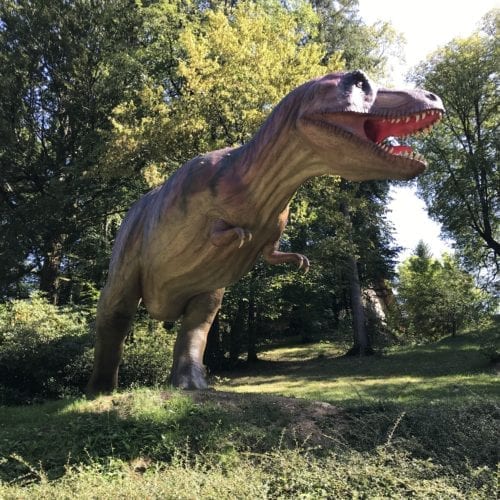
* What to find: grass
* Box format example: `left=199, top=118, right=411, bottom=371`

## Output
left=0, top=324, right=498, bottom=498
left=216, top=328, right=498, bottom=406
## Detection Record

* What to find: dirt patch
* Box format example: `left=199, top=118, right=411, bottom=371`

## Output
left=189, top=390, right=347, bottom=447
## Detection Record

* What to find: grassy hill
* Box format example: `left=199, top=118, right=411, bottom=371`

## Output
left=0, top=324, right=498, bottom=498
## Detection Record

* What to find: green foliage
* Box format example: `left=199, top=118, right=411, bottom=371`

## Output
left=174, top=0, right=334, bottom=147
left=0, top=325, right=498, bottom=498
left=396, top=242, right=492, bottom=341
left=107, top=0, right=341, bottom=184
left=118, top=318, right=175, bottom=389
left=0, top=0, right=148, bottom=301
left=410, top=11, right=499, bottom=281
left=0, top=294, right=91, bottom=402
left=0, top=296, right=175, bottom=403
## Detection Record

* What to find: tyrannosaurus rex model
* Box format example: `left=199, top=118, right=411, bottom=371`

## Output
left=87, top=70, right=444, bottom=395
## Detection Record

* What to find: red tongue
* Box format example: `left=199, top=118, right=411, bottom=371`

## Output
left=392, top=145, right=412, bottom=155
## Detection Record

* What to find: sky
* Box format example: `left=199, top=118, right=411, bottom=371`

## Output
left=356, top=0, right=498, bottom=261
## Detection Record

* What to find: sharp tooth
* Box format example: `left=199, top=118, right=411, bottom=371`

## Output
left=405, top=117, right=410, bottom=123
left=416, top=114, right=421, bottom=121
left=396, top=118, right=401, bottom=123
left=422, top=112, right=427, bottom=120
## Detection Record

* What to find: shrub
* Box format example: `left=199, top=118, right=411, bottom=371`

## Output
left=0, top=294, right=92, bottom=403
left=119, top=318, right=175, bottom=389
left=0, top=295, right=175, bottom=403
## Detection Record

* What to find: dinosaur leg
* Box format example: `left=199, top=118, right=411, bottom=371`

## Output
left=262, top=242, right=310, bottom=272
left=170, top=289, right=224, bottom=389
left=86, top=283, right=140, bottom=397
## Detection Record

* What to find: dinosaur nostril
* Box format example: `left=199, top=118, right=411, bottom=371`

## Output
left=426, top=92, right=438, bottom=101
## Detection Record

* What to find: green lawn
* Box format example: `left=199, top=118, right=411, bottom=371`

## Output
left=0, top=324, right=498, bottom=499
left=216, top=329, right=498, bottom=405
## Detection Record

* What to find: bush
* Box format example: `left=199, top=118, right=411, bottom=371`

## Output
left=119, top=318, right=175, bottom=389
left=0, top=295, right=175, bottom=403
left=396, top=244, right=493, bottom=342
left=0, top=294, right=92, bottom=403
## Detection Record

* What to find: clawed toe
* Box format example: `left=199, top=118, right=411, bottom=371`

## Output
left=297, top=254, right=310, bottom=273
left=237, top=229, right=252, bottom=248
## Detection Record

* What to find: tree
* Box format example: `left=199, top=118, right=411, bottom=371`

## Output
left=410, top=11, right=499, bottom=285
left=106, top=0, right=339, bottom=184
left=0, top=0, right=147, bottom=302
left=311, top=0, right=404, bottom=78
left=397, top=241, right=490, bottom=341
left=104, top=0, right=345, bottom=361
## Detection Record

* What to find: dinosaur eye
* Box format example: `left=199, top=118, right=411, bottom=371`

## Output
left=340, top=70, right=374, bottom=97
left=352, top=71, right=368, bottom=89
left=349, top=71, right=373, bottom=95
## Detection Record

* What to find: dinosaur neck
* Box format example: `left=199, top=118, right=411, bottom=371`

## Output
left=237, top=88, right=327, bottom=222
left=240, top=130, right=323, bottom=218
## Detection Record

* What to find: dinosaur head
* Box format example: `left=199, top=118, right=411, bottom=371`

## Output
left=296, top=70, right=444, bottom=181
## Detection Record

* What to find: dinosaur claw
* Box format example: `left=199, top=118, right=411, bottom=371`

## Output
left=236, top=228, right=253, bottom=248
left=210, top=222, right=252, bottom=248
left=299, top=255, right=310, bottom=273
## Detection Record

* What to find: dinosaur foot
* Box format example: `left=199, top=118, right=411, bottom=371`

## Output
left=169, top=362, right=209, bottom=390
left=85, top=376, right=117, bottom=399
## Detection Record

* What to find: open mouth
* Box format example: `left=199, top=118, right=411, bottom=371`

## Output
left=310, top=109, right=445, bottom=165
left=363, top=110, right=444, bottom=162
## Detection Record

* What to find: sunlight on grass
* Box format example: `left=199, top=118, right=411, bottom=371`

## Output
left=216, top=332, right=499, bottom=406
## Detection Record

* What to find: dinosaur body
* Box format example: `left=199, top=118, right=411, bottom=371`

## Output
left=87, top=71, right=444, bottom=394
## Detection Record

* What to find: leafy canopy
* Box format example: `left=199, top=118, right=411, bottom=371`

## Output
left=410, top=10, right=499, bottom=284
left=397, top=242, right=491, bottom=340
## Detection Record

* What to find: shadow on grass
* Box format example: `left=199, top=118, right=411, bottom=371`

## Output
left=0, top=390, right=335, bottom=484
left=0, top=388, right=497, bottom=487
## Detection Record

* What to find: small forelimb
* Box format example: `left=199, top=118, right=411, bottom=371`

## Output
left=210, top=219, right=253, bottom=248
left=262, top=243, right=310, bottom=272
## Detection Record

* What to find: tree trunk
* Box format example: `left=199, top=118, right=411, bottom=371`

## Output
left=229, top=299, right=246, bottom=364
left=345, top=254, right=373, bottom=356
left=39, top=240, right=63, bottom=305
left=247, top=293, right=258, bottom=363
left=340, top=200, right=373, bottom=357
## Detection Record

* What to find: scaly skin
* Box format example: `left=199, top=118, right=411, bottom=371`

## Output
left=87, top=71, right=444, bottom=395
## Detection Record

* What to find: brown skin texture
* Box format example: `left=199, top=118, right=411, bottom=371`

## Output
left=87, top=71, right=444, bottom=394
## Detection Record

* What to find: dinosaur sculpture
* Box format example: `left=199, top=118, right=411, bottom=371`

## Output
left=87, top=70, right=444, bottom=395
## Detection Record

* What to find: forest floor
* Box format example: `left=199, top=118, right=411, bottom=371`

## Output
left=0, top=323, right=498, bottom=499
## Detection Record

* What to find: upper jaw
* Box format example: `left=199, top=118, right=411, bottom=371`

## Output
left=302, top=105, right=444, bottom=168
